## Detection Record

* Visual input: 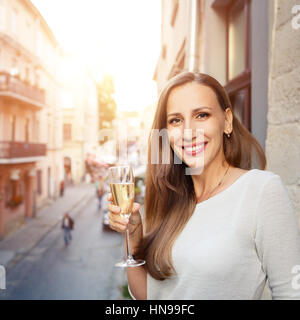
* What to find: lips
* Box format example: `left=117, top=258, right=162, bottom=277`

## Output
left=177, top=142, right=208, bottom=156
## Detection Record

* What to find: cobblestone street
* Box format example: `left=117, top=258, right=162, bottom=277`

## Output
left=0, top=184, right=126, bottom=300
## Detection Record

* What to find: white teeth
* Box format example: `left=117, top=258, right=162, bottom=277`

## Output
left=185, top=143, right=204, bottom=152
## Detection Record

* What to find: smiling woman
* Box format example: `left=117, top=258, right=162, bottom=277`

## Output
left=108, top=71, right=300, bottom=300
left=137, top=71, right=267, bottom=281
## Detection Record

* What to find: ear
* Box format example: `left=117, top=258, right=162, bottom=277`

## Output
left=224, top=107, right=233, bottom=133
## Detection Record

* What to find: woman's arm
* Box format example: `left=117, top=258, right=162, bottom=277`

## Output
left=254, top=174, right=300, bottom=299
left=126, top=218, right=147, bottom=300
left=127, top=265, right=147, bottom=300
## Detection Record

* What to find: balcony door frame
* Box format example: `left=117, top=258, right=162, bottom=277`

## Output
left=226, top=0, right=251, bottom=131
left=212, top=0, right=252, bottom=131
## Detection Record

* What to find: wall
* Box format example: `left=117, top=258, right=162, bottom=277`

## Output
left=266, top=0, right=300, bottom=222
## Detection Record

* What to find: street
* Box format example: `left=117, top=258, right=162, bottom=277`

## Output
left=0, top=186, right=126, bottom=300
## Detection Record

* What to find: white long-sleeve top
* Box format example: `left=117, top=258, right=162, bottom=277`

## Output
left=130, top=169, right=300, bottom=300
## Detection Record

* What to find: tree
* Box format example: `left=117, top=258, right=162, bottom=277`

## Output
left=96, top=75, right=117, bottom=134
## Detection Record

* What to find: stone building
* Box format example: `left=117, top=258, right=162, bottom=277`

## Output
left=0, top=0, right=64, bottom=237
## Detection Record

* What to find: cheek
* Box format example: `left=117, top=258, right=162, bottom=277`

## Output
left=196, top=119, right=222, bottom=138
left=167, top=128, right=183, bottom=146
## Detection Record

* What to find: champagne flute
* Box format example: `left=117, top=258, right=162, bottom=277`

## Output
left=108, top=165, right=146, bottom=267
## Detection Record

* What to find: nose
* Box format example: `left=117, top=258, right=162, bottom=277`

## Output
left=183, top=128, right=193, bottom=142
left=183, top=126, right=205, bottom=144
left=182, top=119, right=192, bottom=140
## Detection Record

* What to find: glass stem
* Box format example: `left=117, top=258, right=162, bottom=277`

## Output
left=125, top=227, right=133, bottom=260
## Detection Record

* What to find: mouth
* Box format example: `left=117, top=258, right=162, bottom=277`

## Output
left=177, top=142, right=208, bottom=156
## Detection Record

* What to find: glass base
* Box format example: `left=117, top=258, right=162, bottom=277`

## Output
left=115, top=258, right=146, bottom=268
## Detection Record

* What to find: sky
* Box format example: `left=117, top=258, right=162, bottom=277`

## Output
left=31, top=0, right=161, bottom=113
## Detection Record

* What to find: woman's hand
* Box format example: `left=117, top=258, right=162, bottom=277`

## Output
left=107, top=193, right=143, bottom=252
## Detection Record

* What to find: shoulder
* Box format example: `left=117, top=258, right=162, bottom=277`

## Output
left=238, top=168, right=282, bottom=186
left=249, top=169, right=292, bottom=209
left=232, top=168, right=287, bottom=199
left=229, top=167, right=280, bottom=189
left=250, top=169, right=283, bottom=186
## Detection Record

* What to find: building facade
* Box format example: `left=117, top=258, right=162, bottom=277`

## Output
left=0, top=0, right=64, bottom=237
left=60, top=55, right=99, bottom=185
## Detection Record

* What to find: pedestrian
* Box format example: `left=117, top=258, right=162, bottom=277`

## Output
left=61, top=213, right=74, bottom=246
left=60, top=180, right=65, bottom=197
left=107, top=71, right=300, bottom=300
left=97, top=177, right=104, bottom=210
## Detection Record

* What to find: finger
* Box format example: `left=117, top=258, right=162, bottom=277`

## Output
left=109, top=218, right=127, bottom=232
left=108, top=212, right=128, bottom=225
left=108, top=203, right=121, bottom=214
left=108, top=220, right=126, bottom=232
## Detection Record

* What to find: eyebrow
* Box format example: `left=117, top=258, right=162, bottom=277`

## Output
left=167, top=106, right=213, bottom=118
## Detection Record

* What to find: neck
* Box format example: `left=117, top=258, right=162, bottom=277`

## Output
left=191, top=158, right=230, bottom=202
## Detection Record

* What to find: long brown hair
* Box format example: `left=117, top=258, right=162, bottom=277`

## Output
left=136, top=71, right=266, bottom=281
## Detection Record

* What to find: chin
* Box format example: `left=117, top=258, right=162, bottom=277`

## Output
left=184, top=159, right=205, bottom=171
left=173, top=152, right=205, bottom=171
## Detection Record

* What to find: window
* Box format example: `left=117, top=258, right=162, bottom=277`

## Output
left=223, top=0, right=251, bottom=130
left=228, top=0, right=246, bottom=80
left=25, top=119, right=29, bottom=142
left=10, top=115, right=16, bottom=141
left=63, top=123, right=72, bottom=141
left=212, top=0, right=251, bottom=129
left=5, top=179, right=24, bottom=208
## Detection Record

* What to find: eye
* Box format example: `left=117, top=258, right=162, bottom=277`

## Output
left=168, top=118, right=182, bottom=125
left=196, top=112, right=209, bottom=119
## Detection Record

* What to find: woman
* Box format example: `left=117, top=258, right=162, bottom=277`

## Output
left=108, top=71, right=300, bottom=300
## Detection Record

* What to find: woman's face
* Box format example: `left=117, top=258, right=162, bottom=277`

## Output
left=166, top=81, right=232, bottom=169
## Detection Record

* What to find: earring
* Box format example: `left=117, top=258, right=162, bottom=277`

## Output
left=226, top=132, right=231, bottom=138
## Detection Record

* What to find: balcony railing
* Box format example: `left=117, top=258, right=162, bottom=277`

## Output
left=0, top=141, right=47, bottom=159
left=0, top=72, right=45, bottom=107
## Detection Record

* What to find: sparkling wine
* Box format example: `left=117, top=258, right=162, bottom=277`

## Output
left=110, top=183, right=134, bottom=219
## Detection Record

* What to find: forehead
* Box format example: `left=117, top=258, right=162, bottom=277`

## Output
left=166, top=82, right=219, bottom=113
